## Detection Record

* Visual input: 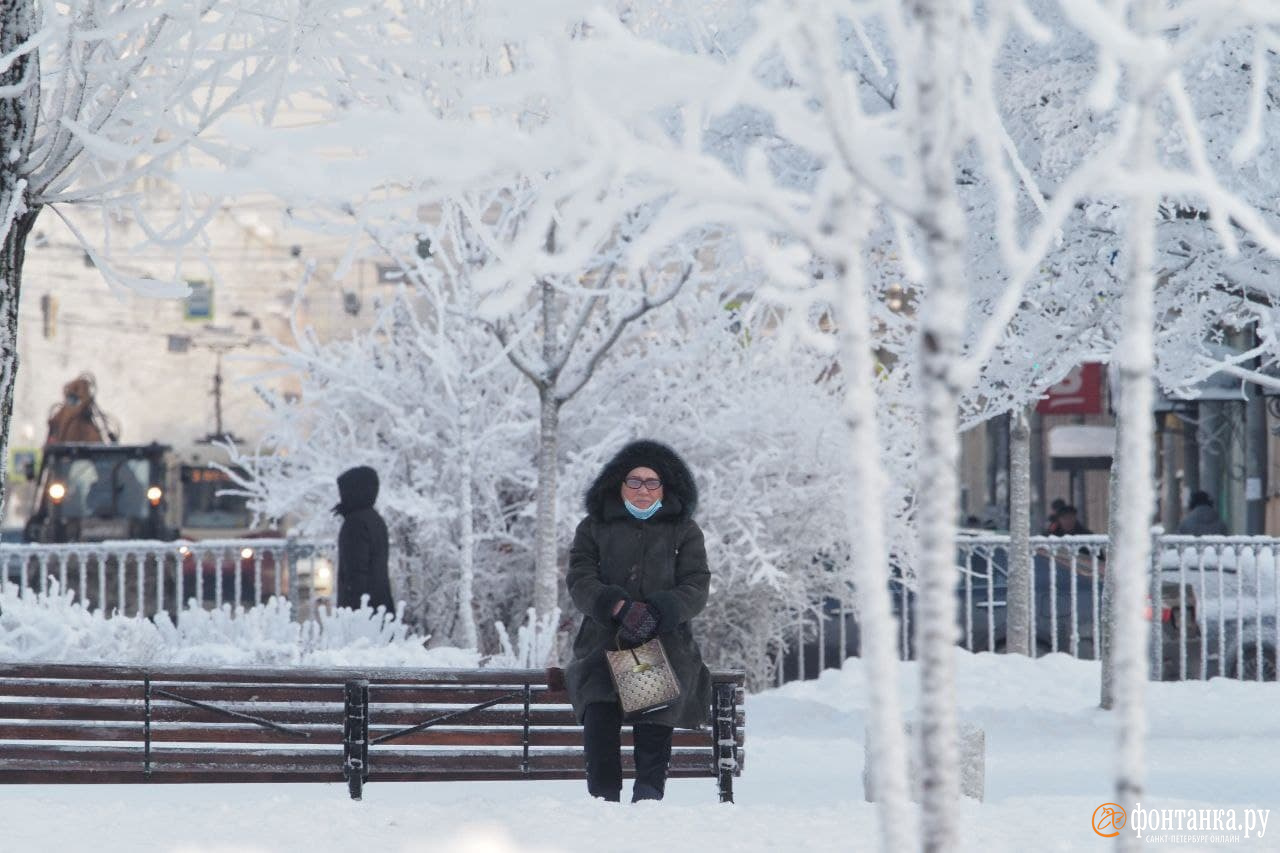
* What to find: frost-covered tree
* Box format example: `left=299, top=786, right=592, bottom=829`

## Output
left=463, top=4, right=1070, bottom=848
left=186, top=2, right=1280, bottom=846
left=430, top=189, right=716, bottom=626
left=0, top=0, right=307, bottom=510
left=228, top=262, right=536, bottom=645
left=443, top=4, right=1280, bottom=845
left=200, top=3, right=734, bottom=636
left=1036, top=4, right=1280, bottom=838
left=233, top=239, right=849, bottom=682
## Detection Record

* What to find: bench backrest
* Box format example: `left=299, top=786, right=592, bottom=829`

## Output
left=0, top=663, right=744, bottom=798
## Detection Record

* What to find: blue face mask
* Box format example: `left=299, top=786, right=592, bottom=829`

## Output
left=625, top=499, right=662, bottom=520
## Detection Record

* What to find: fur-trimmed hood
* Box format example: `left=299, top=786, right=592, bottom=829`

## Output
left=583, top=439, right=698, bottom=523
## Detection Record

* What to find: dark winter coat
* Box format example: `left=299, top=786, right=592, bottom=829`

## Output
left=335, top=466, right=394, bottom=611
left=1177, top=505, right=1228, bottom=536
left=565, top=440, right=713, bottom=729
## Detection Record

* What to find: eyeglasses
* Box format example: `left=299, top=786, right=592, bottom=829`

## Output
left=623, top=477, right=663, bottom=491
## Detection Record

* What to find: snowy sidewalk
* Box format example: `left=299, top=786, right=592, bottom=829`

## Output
left=3, top=652, right=1277, bottom=852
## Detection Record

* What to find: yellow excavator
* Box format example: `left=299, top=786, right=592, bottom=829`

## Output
left=24, top=374, right=260, bottom=544
left=44, top=374, right=117, bottom=445
left=24, top=376, right=170, bottom=542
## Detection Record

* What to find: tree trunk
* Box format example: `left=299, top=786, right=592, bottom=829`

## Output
left=914, top=222, right=967, bottom=853
left=456, top=403, right=479, bottom=650
left=832, top=198, right=915, bottom=853
left=1007, top=409, right=1032, bottom=656
left=909, top=0, right=969, bottom=849
left=529, top=258, right=564, bottom=646
left=911, top=8, right=968, bottom=853
left=1100, top=442, right=1120, bottom=709
left=0, top=209, right=36, bottom=514
left=1, top=0, right=40, bottom=520
left=532, top=383, right=561, bottom=625
left=1112, top=98, right=1157, bottom=850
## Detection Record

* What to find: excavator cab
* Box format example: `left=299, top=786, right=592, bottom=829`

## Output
left=23, top=443, right=175, bottom=543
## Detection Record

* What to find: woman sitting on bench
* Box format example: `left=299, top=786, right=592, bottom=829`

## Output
left=564, top=439, right=714, bottom=803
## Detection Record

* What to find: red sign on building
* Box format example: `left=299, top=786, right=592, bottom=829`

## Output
left=1036, top=363, right=1103, bottom=415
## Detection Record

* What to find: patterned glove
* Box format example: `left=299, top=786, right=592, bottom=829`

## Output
left=616, top=600, right=661, bottom=645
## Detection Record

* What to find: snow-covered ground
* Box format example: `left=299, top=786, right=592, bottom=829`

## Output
left=4, top=651, right=1277, bottom=852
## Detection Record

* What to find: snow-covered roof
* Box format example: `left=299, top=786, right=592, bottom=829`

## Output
left=1048, top=424, right=1115, bottom=459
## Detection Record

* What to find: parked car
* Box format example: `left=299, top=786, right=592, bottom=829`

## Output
left=1147, top=578, right=1202, bottom=681
left=1160, top=545, right=1278, bottom=681
left=792, top=539, right=1202, bottom=681
left=789, top=545, right=1100, bottom=680
left=892, top=546, right=1103, bottom=659
left=1210, top=617, right=1278, bottom=681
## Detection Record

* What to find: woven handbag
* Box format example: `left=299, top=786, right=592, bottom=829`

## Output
left=605, top=631, right=682, bottom=717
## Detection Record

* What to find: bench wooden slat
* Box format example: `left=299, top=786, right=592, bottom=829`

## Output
left=0, top=745, right=718, bottom=773
left=371, top=687, right=571, bottom=704
left=0, top=721, right=743, bottom=749
left=0, top=663, right=745, bottom=688
left=0, top=663, right=555, bottom=685
left=0, top=769, right=341, bottom=783
left=0, top=766, right=727, bottom=785
left=0, top=681, right=337, bottom=702
left=0, top=701, right=744, bottom=731
left=0, top=680, right=570, bottom=705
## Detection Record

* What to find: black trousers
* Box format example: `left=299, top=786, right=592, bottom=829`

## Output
left=583, top=702, right=673, bottom=801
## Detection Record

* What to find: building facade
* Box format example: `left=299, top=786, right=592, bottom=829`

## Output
left=959, top=359, right=1279, bottom=536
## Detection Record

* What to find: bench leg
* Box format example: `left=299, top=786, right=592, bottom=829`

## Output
left=713, top=682, right=737, bottom=804
left=343, top=680, right=370, bottom=800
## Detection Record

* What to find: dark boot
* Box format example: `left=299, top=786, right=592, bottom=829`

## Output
left=631, top=722, right=673, bottom=802
left=583, top=702, right=623, bottom=801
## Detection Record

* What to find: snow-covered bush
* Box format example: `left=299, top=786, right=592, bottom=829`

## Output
left=488, top=607, right=562, bottom=669
left=0, top=583, right=478, bottom=668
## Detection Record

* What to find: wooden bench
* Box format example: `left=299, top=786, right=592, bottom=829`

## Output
left=0, top=663, right=745, bottom=801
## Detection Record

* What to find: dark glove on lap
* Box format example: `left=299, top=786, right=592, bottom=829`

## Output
left=615, top=600, right=661, bottom=645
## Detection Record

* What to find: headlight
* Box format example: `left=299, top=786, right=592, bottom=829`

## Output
left=317, top=564, right=333, bottom=583
left=146, top=486, right=163, bottom=506
left=240, top=547, right=254, bottom=560
left=48, top=482, right=67, bottom=503
left=178, top=545, right=191, bottom=556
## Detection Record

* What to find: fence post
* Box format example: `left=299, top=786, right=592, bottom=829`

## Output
left=343, top=679, right=370, bottom=800
left=143, top=675, right=153, bottom=778
left=713, top=681, right=738, bottom=804
left=286, top=531, right=301, bottom=609
left=175, top=548, right=185, bottom=626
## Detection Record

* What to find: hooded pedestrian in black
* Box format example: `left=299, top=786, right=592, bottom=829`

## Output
left=565, top=439, right=713, bottom=803
left=334, top=466, right=394, bottom=611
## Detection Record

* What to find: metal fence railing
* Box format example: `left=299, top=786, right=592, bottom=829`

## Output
left=10, top=533, right=1276, bottom=684
left=780, top=533, right=1279, bottom=685
left=0, top=538, right=337, bottom=622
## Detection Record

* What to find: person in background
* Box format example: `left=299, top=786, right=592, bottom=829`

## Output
left=1177, top=490, right=1229, bottom=536
left=1044, top=498, right=1068, bottom=535
left=1050, top=505, right=1092, bottom=536
left=334, top=466, right=394, bottom=612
